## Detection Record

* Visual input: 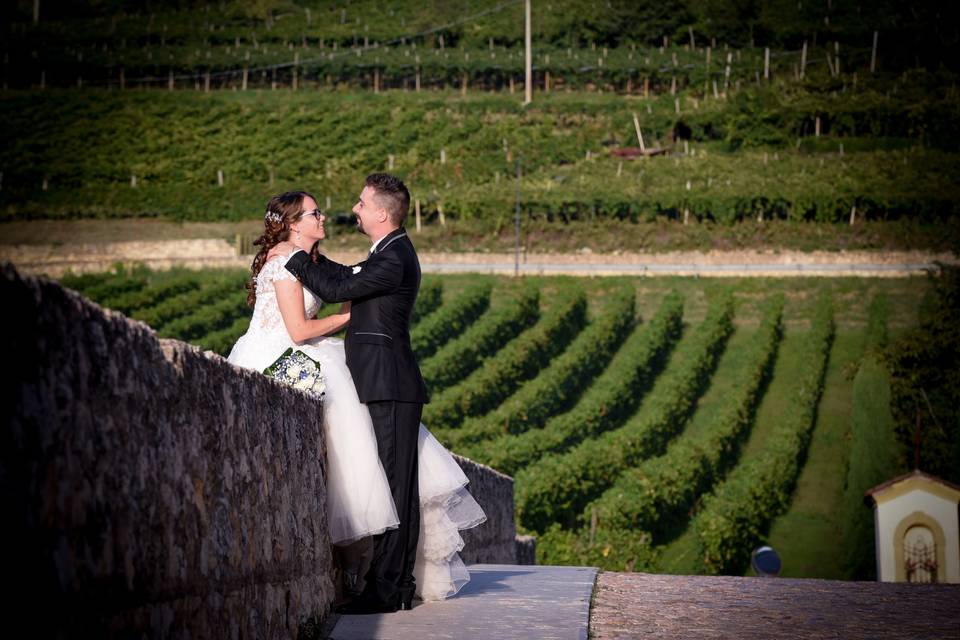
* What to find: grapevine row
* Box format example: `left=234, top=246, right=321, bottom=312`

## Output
left=585, top=295, right=784, bottom=541
left=410, top=281, right=491, bottom=361
left=464, top=291, right=684, bottom=475
left=131, top=271, right=246, bottom=328
left=420, top=283, right=539, bottom=393
left=443, top=285, right=636, bottom=450
left=692, top=294, right=834, bottom=574
left=424, top=286, right=587, bottom=433
left=515, top=292, right=735, bottom=533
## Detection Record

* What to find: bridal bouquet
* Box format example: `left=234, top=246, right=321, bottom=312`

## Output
left=263, top=348, right=326, bottom=399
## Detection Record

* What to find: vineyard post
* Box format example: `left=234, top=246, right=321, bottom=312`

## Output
left=293, top=53, right=299, bottom=90
left=242, top=65, right=248, bottom=90
left=524, top=0, right=532, bottom=104
left=515, top=158, right=521, bottom=277
left=388, top=154, right=394, bottom=170
left=415, top=198, right=422, bottom=233
left=764, top=47, right=770, bottom=80
left=815, top=116, right=821, bottom=137
left=849, top=204, right=856, bottom=225
left=632, top=113, right=646, bottom=152
left=643, top=76, right=649, bottom=99
left=800, top=40, right=807, bottom=79
left=871, top=31, right=878, bottom=73
left=589, top=507, right=598, bottom=544
left=130, top=174, right=137, bottom=188
left=120, top=67, right=125, bottom=90
left=438, top=202, right=446, bottom=226
left=834, top=41, right=840, bottom=75
left=204, top=70, right=211, bottom=92
left=168, top=70, right=173, bottom=90
left=461, top=69, right=467, bottom=96
left=268, top=167, right=274, bottom=186
left=724, top=52, right=732, bottom=93
left=217, top=170, right=224, bottom=187
left=40, top=70, right=46, bottom=89
left=416, top=60, right=421, bottom=92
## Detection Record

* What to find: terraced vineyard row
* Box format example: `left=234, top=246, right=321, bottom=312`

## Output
left=61, top=267, right=927, bottom=578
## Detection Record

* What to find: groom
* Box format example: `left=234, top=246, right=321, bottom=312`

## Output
left=283, top=173, right=428, bottom=613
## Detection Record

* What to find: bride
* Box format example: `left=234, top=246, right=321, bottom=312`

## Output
left=226, top=190, right=485, bottom=603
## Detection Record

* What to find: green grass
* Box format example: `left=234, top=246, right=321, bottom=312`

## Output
left=758, top=330, right=865, bottom=579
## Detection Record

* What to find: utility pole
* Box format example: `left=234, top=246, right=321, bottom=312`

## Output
left=524, top=0, right=532, bottom=105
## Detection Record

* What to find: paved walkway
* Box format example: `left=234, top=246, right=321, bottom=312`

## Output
left=591, top=572, right=960, bottom=639
left=326, top=564, right=597, bottom=640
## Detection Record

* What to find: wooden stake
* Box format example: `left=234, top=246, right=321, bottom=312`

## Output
left=204, top=70, right=211, bottom=92
left=437, top=202, right=446, bottom=226
left=217, top=169, right=224, bottom=186
left=120, top=67, right=125, bottom=89
left=815, top=116, right=821, bottom=137
left=388, top=154, right=394, bottom=170
left=168, top=70, right=174, bottom=90
left=764, top=47, right=770, bottom=80
left=632, top=113, right=646, bottom=151
left=293, top=53, right=299, bottom=90
left=800, top=40, right=807, bottom=79
left=130, top=174, right=137, bottom=188
left=849, top=204, right=856, bottom=225
left=643, top=76, right=649, bottom=99
left=871, top=31, right=878, bottom=73
left=415, top=198, right=422, bottom=232
left=242, top=65, right=248, bottom=90
left=461, top=69, right=467, bottom=95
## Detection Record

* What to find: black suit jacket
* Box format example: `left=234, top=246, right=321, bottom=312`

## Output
left=285, top=227, right=429, bottom=404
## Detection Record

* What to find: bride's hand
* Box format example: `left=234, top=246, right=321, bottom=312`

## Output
left=267, top=241, right=296, bottom=260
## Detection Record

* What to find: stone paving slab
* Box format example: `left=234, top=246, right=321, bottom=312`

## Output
left=327, top=564, right=597, bottom=640
left=590, top=571, right=960, bottom=639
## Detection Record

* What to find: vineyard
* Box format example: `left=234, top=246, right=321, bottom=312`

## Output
left=59, top=265, right=944, bottom=579
left=2, top=0, right=959, bottom=256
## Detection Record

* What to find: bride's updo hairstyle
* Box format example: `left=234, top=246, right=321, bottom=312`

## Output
left=246, top=190, right=320, bottom=308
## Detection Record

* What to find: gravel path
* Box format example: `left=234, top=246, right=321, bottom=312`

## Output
left=1, top=240, right=955, bottom=278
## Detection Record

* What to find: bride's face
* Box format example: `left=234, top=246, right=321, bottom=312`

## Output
left=292, top=197, right=325, bottom=242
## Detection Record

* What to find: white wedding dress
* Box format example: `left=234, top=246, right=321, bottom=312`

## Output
left=226, top=255, right=486, bottom=601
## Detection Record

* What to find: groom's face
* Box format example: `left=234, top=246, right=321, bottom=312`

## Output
left=353, top=186, right=386, bottom=237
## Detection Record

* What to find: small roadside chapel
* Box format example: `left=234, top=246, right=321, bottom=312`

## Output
left=866, top=470, right=960, bottom=583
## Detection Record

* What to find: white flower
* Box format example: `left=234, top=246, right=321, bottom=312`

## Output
left=294, top=377, right=312, bottom=390
left=288, top=364, right=303, bottom=379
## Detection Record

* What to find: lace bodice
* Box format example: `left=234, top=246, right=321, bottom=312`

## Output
left=249, top=256, right=321, bottom=336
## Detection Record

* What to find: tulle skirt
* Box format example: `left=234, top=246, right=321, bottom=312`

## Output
left=227, top=331, right=486, bottom=601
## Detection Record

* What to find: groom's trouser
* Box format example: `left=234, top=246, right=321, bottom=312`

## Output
left=363, top=400, right=422, bottom=606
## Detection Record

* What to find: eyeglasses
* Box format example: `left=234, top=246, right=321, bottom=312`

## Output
left=299, top=208, right=323, bottom=220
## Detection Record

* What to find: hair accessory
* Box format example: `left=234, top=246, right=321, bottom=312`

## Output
left=265, top=210, right=284, bottom=224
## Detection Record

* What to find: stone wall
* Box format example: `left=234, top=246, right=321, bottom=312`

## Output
left=2, top=263, right=334, bottom=638
left=454, top=454, right=520, bottom=565
left=2, top=264, right=530, bottom=638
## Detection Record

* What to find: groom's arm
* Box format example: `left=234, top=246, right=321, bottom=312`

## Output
left=286, top=250, right=401, bottom=303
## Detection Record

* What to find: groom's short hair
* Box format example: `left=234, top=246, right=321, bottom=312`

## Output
left=366, top=173, right=410, bottom=226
